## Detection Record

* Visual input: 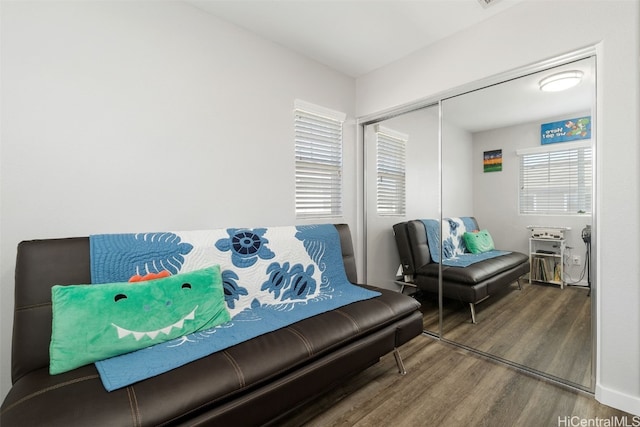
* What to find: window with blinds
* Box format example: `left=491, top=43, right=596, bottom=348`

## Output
left=376, top=126, right=407, bottom=216
left=519, top=144, right=592, bottom=215
left=294, top=100, right=345, bottom=218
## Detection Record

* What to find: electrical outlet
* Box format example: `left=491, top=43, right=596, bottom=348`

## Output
left=572, top=255, right=581, bottom=265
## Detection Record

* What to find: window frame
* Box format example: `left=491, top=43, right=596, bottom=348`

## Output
left=294, top=100, right=346, bottom=219
left=518, top=141, right=592, bottom=216
left=375, top=125, right=407, bottom=216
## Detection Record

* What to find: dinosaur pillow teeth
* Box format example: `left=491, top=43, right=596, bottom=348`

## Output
left=112, top=307, right=198, bottom=341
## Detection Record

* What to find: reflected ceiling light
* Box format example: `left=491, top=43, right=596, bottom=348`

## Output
left=477, top=0, right=500, bottom=8
left=539, top=70, right=584, bottom=92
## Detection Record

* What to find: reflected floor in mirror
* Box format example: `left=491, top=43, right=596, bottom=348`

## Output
left=415, top=279, right=592, bottom=388
left=280, top=334, right=626, bottom=427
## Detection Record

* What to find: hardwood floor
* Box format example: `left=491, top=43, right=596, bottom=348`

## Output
left=280, top=335, right=631, bottom=427
left=279, top=282, right=630, bottom=427
left=435, top=280, right=593, bottom=388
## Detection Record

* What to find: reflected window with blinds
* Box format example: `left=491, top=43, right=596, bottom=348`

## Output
left=518, top=142, right=592, bottom=215
left=375, top=125, right=407, bottom=216
left=294, top=100, right=346, bottom=218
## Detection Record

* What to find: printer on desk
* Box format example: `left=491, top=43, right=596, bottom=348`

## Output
left=526, top=225, right=570, bottom=240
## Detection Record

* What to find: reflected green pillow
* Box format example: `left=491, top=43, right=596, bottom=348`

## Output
left=463, top=229, right=495, bottom=254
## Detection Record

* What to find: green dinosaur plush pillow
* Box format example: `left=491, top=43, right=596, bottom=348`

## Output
left=463, top=229, right=495, bottom=254
left=50, top=265, right=230, bottom=375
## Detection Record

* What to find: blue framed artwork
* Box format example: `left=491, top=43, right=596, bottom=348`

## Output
left=541, top=116, right=591, bottom=144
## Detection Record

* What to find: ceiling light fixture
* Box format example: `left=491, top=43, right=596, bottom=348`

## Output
left=539, top=70, right=584, bottom=92
left=477, top=0, right=500, bottom=8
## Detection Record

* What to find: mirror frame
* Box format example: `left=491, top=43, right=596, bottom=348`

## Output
left=359, top=46, right=597, bottom=393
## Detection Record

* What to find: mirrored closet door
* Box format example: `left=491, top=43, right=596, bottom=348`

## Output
left=440, top=56, right=595, bottom=390
left=362, top=53, right=596, bottom=391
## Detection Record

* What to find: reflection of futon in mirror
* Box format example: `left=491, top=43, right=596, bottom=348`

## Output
left=393, top=217, right=530, bottom=324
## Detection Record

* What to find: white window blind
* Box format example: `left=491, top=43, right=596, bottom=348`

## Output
left=294, top=100, right=345, bottom=218
left=376, top=126, right=407, bottom=216
left=519, top=144, right=592, bottom=215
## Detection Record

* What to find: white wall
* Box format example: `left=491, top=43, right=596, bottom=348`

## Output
left=442, top=120, right=474, bottom=218
left=356, top=0, right=640, bottom=415
left=0, top=1, right=356, bottom=402
left=472, top=112, right=592, bottom=283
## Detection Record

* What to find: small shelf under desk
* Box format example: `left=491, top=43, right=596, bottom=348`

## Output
left=529, top=237, right=565, bottom=289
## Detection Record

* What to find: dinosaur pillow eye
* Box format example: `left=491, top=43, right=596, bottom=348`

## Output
left=181, top=283, right=192, bottom=289
left=114, top=294, right=127, bottom=302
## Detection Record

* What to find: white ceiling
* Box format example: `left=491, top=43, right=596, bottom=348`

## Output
left=186, top=0, right=525, bottom=77
left=443, top=57, right=595, bottom=132
left=185, top=0, right=593, bottom=131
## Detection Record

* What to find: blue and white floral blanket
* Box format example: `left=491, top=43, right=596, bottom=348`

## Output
left=421, top=218, right=509, bottom=267
left=89, top=224, right=379, bottom=391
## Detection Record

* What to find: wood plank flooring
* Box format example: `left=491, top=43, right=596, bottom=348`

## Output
left=277, top=281, right=626, bottom=427
left=422, top=280, right=593, bottom=387
left=280, top=335, right=631, bottom=427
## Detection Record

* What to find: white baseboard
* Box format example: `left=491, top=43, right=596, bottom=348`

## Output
left=596, top=383, right=640, bottom=416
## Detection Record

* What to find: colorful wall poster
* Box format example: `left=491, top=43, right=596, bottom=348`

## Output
left=541, top=116, right=591, bottom=144
left=483, top=149, right=502, bottom=172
